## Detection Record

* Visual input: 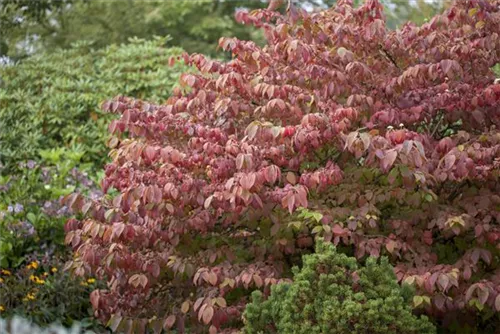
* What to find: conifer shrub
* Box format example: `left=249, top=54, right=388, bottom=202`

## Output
left=64, top=0, right=500, bottom=332
left=243, top=241, right=436, bottom=334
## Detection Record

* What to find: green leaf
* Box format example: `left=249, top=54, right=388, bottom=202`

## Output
left=26, top=212, right=37, bottom=223
left=311, top=226, right=323, bottom=234
left=413, top=295, right=424, bottom=307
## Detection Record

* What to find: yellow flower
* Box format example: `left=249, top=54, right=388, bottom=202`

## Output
left=0, top=277, right=4, bottom=284
left=43, top=272, right=49, bottom=277
left=80, top=282, right=89, bottom=287
left=51, top=267, right=58, bottom=273
left=35, top=278, right=45, bottom=284
left=1, top=269, right=11, bottom=276
left=87, top=278, right=96, bottom=284
left=27, top=261, right=39, bottom=269
left=26, top=293, right=36, bottom=301
left=29, top=275, right=37, bottom=282
left=0, top=305, right=4, bottom=312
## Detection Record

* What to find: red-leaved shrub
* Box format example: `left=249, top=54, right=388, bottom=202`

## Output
left=64, top=0, right=500, bottom=332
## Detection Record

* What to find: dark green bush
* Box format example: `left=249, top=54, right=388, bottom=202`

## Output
left=243, top=241, right=436, bottom=334
left=0, top=36, right=187, bottom=171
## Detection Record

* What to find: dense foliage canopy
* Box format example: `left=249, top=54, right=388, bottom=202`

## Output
left=0, top=37, right=187, bottom=171
left=0, top=0, right=266, bottom=59
left=64, top=0, right=499, bottom=332
left=0, top=0, right=449, bottom=60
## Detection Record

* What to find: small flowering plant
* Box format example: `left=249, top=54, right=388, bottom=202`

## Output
left=0, top=259, right=104, bottom=330
left=0, top=148, right=102, bottom=268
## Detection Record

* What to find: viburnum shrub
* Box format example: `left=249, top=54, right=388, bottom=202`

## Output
left=242, top=241, right=436, bottom=334
left=64, top=0, right=500, bottom=332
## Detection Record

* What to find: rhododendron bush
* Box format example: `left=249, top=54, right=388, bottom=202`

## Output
left=64, top=0, right=500, bottom=332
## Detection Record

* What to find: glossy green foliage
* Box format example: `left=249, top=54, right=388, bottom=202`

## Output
left=243, top=241, right=436, bottom=334
left=0, top=37, right=187, bottom=171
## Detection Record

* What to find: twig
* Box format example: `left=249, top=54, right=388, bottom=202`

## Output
left=431, top=115, right=443, bottom=138
left=380, top=47, right=400, bottom=71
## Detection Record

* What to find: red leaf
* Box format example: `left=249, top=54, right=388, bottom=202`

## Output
left=240, top=173, right=256, bottom=190
left=434, top=295, right=446, bottom=311
left=204, top=195, right=214, bottom=209
left=385, top=240, right=396, bottom=253
left=332, top=224, right=344, bottom=235
left=267, top=0, right=284, bottom=11
left=286, top=172, right=297, bottom=185
left=286, top=194, right=296, bottom=214
left=90, top=290, right=100, bottom=309
left=208, top=272, right=218, bottom=286
left=381, top=149, right=398, bottom=171
left=465, top=285, right=477, bottom=302
left=245, top=122, right=259, bottom=140
left=163, top=315, right=176, bottom=329
left=202, top=306, right=214, bottom=325
left=194, top=298, right=205, bottom=312
left=437, top=274, right=449, bottom=292
left=463, top=266, right=472, bottom=280
left=440, top=59, right=453, bottom=76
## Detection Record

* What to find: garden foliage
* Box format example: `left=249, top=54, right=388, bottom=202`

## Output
left=0, top=149, right=100, bottom=268
left=243, top=241, right=436, bottom=334
left=0, top=260, right=102, bottom=330
left=0, top=36, right=187, bottom=171
left=64, top=0, right=500, bottom=332
left=0, top=152, right=105, bottom=330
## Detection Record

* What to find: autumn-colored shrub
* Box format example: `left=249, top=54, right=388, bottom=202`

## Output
left=65, top=0, right=500, bottom=332
left=243, top=241, right=436, bottom=334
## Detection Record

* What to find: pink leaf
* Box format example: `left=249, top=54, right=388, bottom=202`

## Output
left=381, top=149, right=398, bottom=171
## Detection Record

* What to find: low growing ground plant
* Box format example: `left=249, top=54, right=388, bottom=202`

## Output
left=64, top=0, right=500, bottom=332
left=0, top=148, right=100, bottom=268
left=0, top=259, right=104, bottom=330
